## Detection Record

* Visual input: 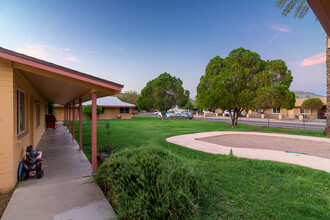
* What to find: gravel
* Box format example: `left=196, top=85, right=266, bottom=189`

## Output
left=198, top=134, right=330, bottom=159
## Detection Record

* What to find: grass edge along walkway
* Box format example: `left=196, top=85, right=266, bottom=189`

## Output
left=73, top=116, right=329, bottom=219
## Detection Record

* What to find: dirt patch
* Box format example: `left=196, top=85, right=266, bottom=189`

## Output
left=197, top=134, right=330, bottom=159
left=0, top=192, right=13, bottom=218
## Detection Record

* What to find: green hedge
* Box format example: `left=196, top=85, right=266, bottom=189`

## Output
left=95, top=146, right=202, bottom=219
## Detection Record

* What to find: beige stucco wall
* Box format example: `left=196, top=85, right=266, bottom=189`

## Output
left=0, top=58, right=47, bottom=192
left=55, top=107, right=132, bottom=121
left=249, top=107, right=320, bottom=119
left=0, top=60, right=15, bottom=191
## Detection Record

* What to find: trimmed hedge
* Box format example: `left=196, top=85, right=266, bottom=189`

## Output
left=95, top=146, right=202, bottom=219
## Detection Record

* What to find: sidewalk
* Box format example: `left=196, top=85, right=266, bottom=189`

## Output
left=2, top=123, right=115, bottom=220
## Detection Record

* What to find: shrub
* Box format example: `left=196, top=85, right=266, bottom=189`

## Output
left=95, top=146, right=202, bottom=219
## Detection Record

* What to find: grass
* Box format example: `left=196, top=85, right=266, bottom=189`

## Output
left=73, top=116, right=329, bottom=219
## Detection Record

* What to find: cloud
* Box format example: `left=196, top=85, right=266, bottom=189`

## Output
left=266, top=34, right=280, bottom=43
left=269, top=25, right=292, bottom=33
left=300, top=53, right=326, bottom=67
left=17, top=44, right=79, bottom=63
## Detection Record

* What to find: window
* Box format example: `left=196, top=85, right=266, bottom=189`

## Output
left=300, top=108, right=310, bottom=114
left=120, top=108, right=129, bottom=113
left=17, top=89, right=26, bottom=134
left=272, top=107, right=281, bottom=114
left=35, top=101, right=40, bottom=126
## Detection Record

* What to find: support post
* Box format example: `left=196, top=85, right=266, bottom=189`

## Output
left=69, top=103, right=71, bottom=133
left=92, top=92, right=97, bottom=172
left=72, top=101, right=76, bottom=140
left=66, top=105, right=69, bottom=128
left=79, top=98, right=83, bottom=151
left=64, top=105, right=66, bottom=126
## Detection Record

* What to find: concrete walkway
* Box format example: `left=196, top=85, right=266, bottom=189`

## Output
left=167, top=132, right=330, bottom=173
left=2, top=123, right=115, bottom=220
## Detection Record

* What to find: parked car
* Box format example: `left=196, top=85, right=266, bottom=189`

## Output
left=157, top=112, right=174, bottom=118
left=175, top=111, right=193, bottom=119
left=165, top=112, right=174, bottom=118
left=224, top=110, right=233, bottom=117
left=224, top=110, right=246, bottom=117
left=240, top=112, right=246, bottom=117
left=132, top=109, right=139, bottom=115
left=154, top=111, right=160, bottom=115
left=203, top=110, right=213, bottom=113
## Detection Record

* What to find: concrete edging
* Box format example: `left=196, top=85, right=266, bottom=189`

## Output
left=166, top=132, right=330, bottom=173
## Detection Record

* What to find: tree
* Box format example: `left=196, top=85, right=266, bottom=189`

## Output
left=82, top=104, right=103, bottom=120
left=276, top=1, right=330, bottom=135
left=197, top=47, right=295, bottom=128
left=301, top=98, right=324, bottom=116
left=137, top=72, right=189, bottom=119
left=183, top=100, right=194, bottom=110
left=116, top=90, right=140, bottom=105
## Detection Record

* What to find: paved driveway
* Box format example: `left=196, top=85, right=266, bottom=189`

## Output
left=2, top=123, right=115, bottom=220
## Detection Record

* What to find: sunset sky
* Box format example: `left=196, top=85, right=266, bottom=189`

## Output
left=0, top=0, right=326, bottom=98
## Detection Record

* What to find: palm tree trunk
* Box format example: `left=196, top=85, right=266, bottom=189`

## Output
left=325, top=36, right=330, bottom=136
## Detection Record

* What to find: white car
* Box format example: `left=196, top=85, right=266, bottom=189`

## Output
left=224, top=110, right=246, bottom=117
left=203, top=110, right=213, bottom=113
left=157, top=112, right=174, bottom=118
left=165, top=112, right=174, bottom=118
left=224, top=110, right=233, bottom=117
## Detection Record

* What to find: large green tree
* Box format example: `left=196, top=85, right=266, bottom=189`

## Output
left=137, top=72, right=189, bottom=119
left=301, top=98, right=324, bottom=117
left=276, top=1, right=330, bottom=135
left=116, top=90, right=140, bottom=105
left=197, top=47, right=295, bottom=128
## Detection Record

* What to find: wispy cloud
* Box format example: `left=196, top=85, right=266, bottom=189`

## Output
left=17, top=44, right=79, bottom=62
left=266, top=34, right=280, bottom=44
left=269, top=25, right=292, bottom=33
left=89, top=50, right=98, bottom=54
left=300, top=53, right=326, bottom=67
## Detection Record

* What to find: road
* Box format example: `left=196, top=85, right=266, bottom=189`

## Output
left=139, top=113, right=326, bottom=130
left=192, top=116, right=325, bottom=130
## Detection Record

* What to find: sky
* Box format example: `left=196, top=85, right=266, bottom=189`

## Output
left=0, top=0, right=326, bottom=98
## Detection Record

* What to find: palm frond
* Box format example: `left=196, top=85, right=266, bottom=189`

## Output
left=294, top=0, right=306, bottom=18
left=276, top=0, right=288, bottom=8
left=298, top=5, right=310, bottom=19
left=276, top=0, right=309, bottom=19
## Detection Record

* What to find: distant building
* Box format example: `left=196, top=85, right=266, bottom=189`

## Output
left=55, top=97, right=135, bottom=120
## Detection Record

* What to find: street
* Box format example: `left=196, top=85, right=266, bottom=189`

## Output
left=192, top=116, right=325, bottom=130
left=139, top=113, right=326, bottom=130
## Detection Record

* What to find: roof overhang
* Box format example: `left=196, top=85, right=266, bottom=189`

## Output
left=307, top=0, right=330, bottom=36
left=0, top=47, right=123, bottom=104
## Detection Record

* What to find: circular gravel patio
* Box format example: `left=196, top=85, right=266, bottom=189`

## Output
left=166, top=132, right=330, bottom=173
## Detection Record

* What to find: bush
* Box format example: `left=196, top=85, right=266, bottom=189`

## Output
left=95, top=146, right=202, bottom=219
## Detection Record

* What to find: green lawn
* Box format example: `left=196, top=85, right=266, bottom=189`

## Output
left=73, top=116, right=329, bottom=219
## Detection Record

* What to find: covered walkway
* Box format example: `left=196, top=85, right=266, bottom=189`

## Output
left=2, top=123, right=115, bottom=220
